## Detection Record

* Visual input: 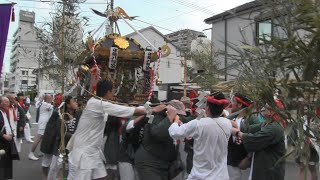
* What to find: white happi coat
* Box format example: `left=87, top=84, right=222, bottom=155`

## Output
left=67, top=97, right=135, bottom=176
left=169, top=117, right=232, bottom=180
left=38, top=101, right=54, bottom=130
left=7, top=107, right=17, bottom=136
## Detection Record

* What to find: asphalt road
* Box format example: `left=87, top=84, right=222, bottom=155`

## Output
left=13, top=105, right=42, bottom=180
left=12, top=106, right=319, bottom=180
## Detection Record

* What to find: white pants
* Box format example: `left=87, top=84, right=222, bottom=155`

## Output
left=68, top=160, right=107, bottom=180
left=48, top=155, right=60, bottom=180
left=38, top=118, right=49, bottom=135
left=118, top=162, right=139, bottom=180
left=42, top=154, right=53, bottom=167
left=227, top=165, right=250, bottom=180
left=173, top=142, right=188, bottom=180
left=14, top=137, right=22, bottom=153
left=24, top=123, right=32, bottom=141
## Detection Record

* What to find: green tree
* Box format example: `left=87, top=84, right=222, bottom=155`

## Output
left=35, top=0, right=85, bottom=94
left=226, top=0, right=320, bottom=169
left=190, top=38, right=219, bottom=90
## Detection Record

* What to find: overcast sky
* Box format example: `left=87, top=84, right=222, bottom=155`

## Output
left=4, top=0, right=252, bottom=72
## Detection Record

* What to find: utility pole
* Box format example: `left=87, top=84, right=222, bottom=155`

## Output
left=183, top=56, right=187, bottom=96
left=110, top=0, right=114, bottom=15
left=110, top=0, right=114, bottom=33
left=182, top=30, right=188, bottom=97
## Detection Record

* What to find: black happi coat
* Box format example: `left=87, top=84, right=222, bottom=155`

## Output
left=41, top=111, right=60, bottom=154
left=41, top=110, right=82, bottom=155
left=53, top=110, right=82, bottom=155
left=242, top=122, right=286, bottom=180
left=118, top=117, right=148, bottom=164
left=16, top=105, right=26, bottom=138
left=227, top=110, right=260, bottom=167
left=134, top=111, right=177, bottom=180
left=104, top=116, right=123, bottom=165
left=0, top=111, right=13, bottom=179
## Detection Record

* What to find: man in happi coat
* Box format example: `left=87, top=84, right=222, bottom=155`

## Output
left=6, top=94, right=26, bottom=153
left=29, top=94, right=54, bottom=161
left=231, top=101, right=286, bottom=180
left=227, top=93, right=259, bottom=180
left=67, top=79, right=165, bottom=180
left=0, top=96, right=14, bottom=179
left=134, top=100, right=191, bottom=180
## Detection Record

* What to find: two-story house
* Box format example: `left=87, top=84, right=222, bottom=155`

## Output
left=205, top=0, right=288, bottom=81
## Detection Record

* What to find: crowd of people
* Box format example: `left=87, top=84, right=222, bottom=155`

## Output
left=0, top=79, right=319, bottom=180
left=0, top=93, right=33, bottom=180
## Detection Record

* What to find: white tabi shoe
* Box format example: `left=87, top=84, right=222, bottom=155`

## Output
left=28, top=152, right=39, bottom=161
left=27, top=140, right=34, bottom=143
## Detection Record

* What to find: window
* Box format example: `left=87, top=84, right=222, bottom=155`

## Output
left=22, top=70, right=28, bottom=75
left=21, top=80, right=28, bottom=84
left=256, top=19, right=272, bottom=44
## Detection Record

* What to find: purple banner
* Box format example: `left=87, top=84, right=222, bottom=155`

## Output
left=0, top=4, right=13, bottom=78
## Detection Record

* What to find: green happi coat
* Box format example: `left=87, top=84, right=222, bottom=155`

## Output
left=242, top=122, right=286, bottom=180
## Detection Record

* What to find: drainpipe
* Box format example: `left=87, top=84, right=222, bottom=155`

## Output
left=224, top=18, right=228, bottom=81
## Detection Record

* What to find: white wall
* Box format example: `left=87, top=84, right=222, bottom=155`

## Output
left=13, top=21, right=41, bottom=68
left=127, top=28, right=183, bottom=101
left=8, top=67, right=37, bottom=93
left=38, top=70, right=60, bottom=96
left=210, top=11, right=261, bottom=80
left=9, top=20, right=42, bottom=93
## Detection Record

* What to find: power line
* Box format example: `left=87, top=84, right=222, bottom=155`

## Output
left=4, top=0, right=15, bottom=3
left=170, top=0, right=214, bottom=15
left=13, top=0, right=212, bottom=35
left=13, top=0, right=110, bottom=4
left=133, top=19, right=176, bottom=33
left=16, top=0, right=215, bottom=17
left=118, top=20, right=144, bottom=30
left=16, top=5, right=93, bottom=13
left=16, top=5, right=55, bottom=10
left=152, top=3, right=216, bottom=23
left=140, top=0, right=203, bottom=18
